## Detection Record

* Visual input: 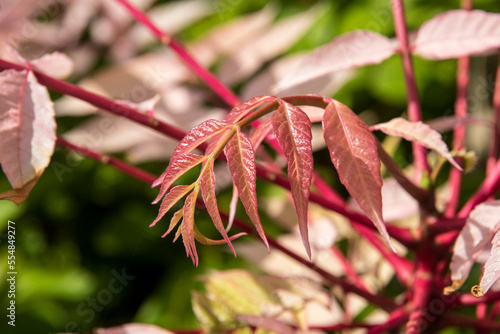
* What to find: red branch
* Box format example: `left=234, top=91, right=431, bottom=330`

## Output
left=391, top=0, right=430, bottom=180
left=113, top=0, right=240, bottom=108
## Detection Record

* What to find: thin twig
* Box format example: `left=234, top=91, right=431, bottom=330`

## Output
left=391, top=0, right=430, bottom=180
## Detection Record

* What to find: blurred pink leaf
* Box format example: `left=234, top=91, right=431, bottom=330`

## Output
left=237, top=315, right=295, bottom=334
left=272, top=101, right=314, bottom=258
left=323, top=101, right=395, bottom=252
left=446, top=201, right=500, bottom=293
left=0, top=70, right=56, bottom=204
left=31, top=52, right=74, bottom=79
left=273, top=31, right=399, bottom=93
left=218, top=5, right=322, bottom=85
left=381, top=178, right=419, bottom=222
left=241, top=51, right=355, bottom=99
left=480, top=230, right=500, bottom=295
left=371, top=117, right=461, bottom=170
left=427, top=115, right=491, bottom=132
left=223, top=95, right=275, bottom=124
left=412, top=10, right=500, bottom=60
left=225, top=127, right=269, bottom=250
left=94, top=323, right=175, bottom=334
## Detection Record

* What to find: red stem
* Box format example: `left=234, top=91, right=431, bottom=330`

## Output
left=113, top=0, right=240, bottom=108
left=445, top=56, right=470, bottom=217
left=391, top=0, right=430, bottom=180
left=405, top=247, right=434, bottom=333
left=56, top=137, right=157, bottom=184
left=440, top=313, right=500, bottom=330
left=487, top=55, right=500, bottom=175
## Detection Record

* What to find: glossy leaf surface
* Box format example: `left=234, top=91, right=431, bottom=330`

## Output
left=323, top=100, right=395, bottom=252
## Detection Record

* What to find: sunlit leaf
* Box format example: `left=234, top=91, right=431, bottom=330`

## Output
left=273, top=30, right=399, bottom=93
left=445, top=201, right=500, bottom=294
left=412, top=10, right=500, bottom=60
left=0, top=70, right=56, bottom=204
left=371, top=117, right=461, bottom=170
left=225, top=127, right=269, bottom=250
left=272, top=101, right=313, bottom=258
left=194, top=224, right=246, bottom=246
left=200, top=160, right=236, bottom=256
left=31, top=52, right=74, bottom=79
left=323, top=100, right=395, bottom=252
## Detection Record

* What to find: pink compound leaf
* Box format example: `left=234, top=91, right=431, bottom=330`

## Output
left=224, top=127, right=269, bottom=251
left=272, top=100, right=314, bottom=258
left=412, top=10, right=500, bottom=60
left=152, top=119, right=232, bottom=188
left=323, top=100, right=395, bottom=252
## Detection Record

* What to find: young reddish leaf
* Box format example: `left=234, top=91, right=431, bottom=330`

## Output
left=152, top=153, right=207, bottom=204
left=182, top=188, right=200, bottom=266
left=272, top=100, right=313, bottom=258
left=273, top=30, right=399, bottom=93
left=200, top=160, right=237, bottom=256
left=223, top=95, right=276, bottom=124
left=225, top=127, right=269, bottom=250
left=151, top=184, right=195, bottom=226
left=323, top=100, right=395, bottom=252
left=0, top=70, right=56, bottom=205
left=479, top=230, right=500, bottom=296
left=445, top=201, right=500, bottom=294
left=412, top=10, right=500, bottom=60
left=154, top=120, right=232, bottom=184
left=371, top=117, right=461, bottom=170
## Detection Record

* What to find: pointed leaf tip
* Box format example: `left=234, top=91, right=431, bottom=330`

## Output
left=272, top=100, right=314, bottom=258
left=323, top=100, right=395, bottom=252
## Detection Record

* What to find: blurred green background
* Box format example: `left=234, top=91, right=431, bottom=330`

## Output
left=1, top=0, right=500, bottom=333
